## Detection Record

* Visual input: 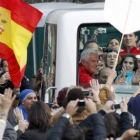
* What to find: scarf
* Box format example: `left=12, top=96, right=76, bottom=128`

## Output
left=17, top=105, right=28, bottom=122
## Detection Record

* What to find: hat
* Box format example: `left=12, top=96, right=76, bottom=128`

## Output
left=20, top=89, right=35, bottom=103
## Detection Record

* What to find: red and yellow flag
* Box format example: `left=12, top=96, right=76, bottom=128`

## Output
left=0, top=0, right=42, bottom=88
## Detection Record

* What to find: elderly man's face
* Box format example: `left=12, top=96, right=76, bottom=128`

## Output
left=81, top=53, right=98, bottom=74
left=123, top=33, right=138, bottom=47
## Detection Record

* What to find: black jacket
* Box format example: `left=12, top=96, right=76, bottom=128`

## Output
left=79, top=113, right=106, bottom=140
left=17, top=129, right=49, bottom=140
left=119, top=112, right=132, bottom=136
left=47, top=113, right=106, bottom=140
left=47, top=116, right=69, bottom=140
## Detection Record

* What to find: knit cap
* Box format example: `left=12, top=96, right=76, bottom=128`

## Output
left=20, top=89, right=35, bottom=103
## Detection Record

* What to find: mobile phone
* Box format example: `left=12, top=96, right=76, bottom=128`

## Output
left=78, top=100, right=85, bottom=107
left=112, top=104, right=120, bottom=110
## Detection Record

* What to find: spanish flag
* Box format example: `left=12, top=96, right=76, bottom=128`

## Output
left=0, top=0, right=42, bottom=88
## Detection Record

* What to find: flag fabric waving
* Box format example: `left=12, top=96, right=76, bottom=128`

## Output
left=0, top=0, right=42, bottom=88
left=104, top=0, right=140, bottom=34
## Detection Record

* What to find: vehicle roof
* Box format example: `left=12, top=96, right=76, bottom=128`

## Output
left=31, top=2, right=104, bottom=27
left=46, top=8, right=105, bottom=25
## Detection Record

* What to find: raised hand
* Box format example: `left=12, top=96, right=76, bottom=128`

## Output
left=89, top=79, right=100, bottom=95
left=102, top=101, right=115, bottom=114
left=0, top=72, right=11, bottom=84
left=121, top=66, right=127, bottom=77
left=18, top=120, right=29, bottom=133
left=109, top=89, right=117, bottom=103
left=116, top=77, right=126, bottom=85
left=121, top=129, right=139, bottom=140
left=65, top=99, right=79, bottom=117
left=132, top=69, right=140, bottom=85
left=0, top=88, right=16, bottom=120
left=14, top=108, right=24, bottom=122
left=1, top=88, right=15, bottom=113
left=84, top=98, right=97, bottom=114
left=120, top=96, right=129, bottom=113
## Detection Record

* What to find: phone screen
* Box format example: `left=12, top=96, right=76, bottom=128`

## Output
left=112, top=104, right=120, bottom=110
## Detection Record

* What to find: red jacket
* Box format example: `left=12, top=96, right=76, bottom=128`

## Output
left=120, top=46, right=140, bottom=58
left=78, top=64, right=94, bottom=88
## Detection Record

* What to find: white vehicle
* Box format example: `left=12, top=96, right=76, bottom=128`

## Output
left=31, top=2, right=139, bottom=103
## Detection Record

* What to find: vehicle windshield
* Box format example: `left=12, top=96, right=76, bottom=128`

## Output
left=78, top=23, right=140, bottom=102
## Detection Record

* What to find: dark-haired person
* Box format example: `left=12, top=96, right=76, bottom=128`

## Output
left=120, top=32, right=140, bottom=58
left=47, top=98, right=107, bottom=140
left=84, top=40, right=100, bottom=51
left=18, top=101, right=51, bottom=140
left=107, top=38, right=120, bottom=51
left=115, top=54, right=139, bottom=85
left=0, top=59, right=31, bottom=95
left=0, top=59, right=14, bottom=94
left=63, top=86, right=90, bottom=125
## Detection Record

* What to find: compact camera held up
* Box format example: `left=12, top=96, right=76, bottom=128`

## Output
left=81, top=27, right=90, bottom=35
left=97, top=28, right=107, bottom=34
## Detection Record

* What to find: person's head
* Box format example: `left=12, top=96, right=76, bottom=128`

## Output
left=63, top=86, right=84, bottom=109
left=20, top=76, right=32, bottom=92
left=105, top=50, right=118, bottom=69
left=20, top=89, right=37, bottom=111
left=98, top=67, right=112, bottom=84
left=80, top=48, right=99, bottom=74
left=62, top=125, right=85, bottom=140
left=1, top=59, right=8, bottom=72
left=67, top=86, right=84, bottom=102
left=107, top=38, right=120, bottom=51
left=104, top=113, right=120, bottom=139
left=123, top=32, right=138, bottom=48
left=120, top=54, right=138, bottom=72
left=28, top=101, right=51, bottom=132
left=84, top=40, right=99, bottom=51
left=57, top=87, right=68, bottom=107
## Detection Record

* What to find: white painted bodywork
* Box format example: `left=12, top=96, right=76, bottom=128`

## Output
left=31, top=2, right=104, bottom=27
left=45, top=6, right=107, bottom=97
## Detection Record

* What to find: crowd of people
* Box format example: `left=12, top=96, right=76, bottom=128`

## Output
left=79, top=31, right=140, bottom=87
left=1, top=31, right=140, bottom=140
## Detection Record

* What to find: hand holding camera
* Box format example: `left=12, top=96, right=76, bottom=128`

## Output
left=102, top=101, right=115, bottom=114
left=120, top=97, right=129, bottom=113
left=65, top=99, right=79, bottom=117
left=84, top=98, right=97, bottom=114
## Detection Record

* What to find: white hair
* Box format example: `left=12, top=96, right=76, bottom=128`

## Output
left=80, top=48, right=98, bottom=61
